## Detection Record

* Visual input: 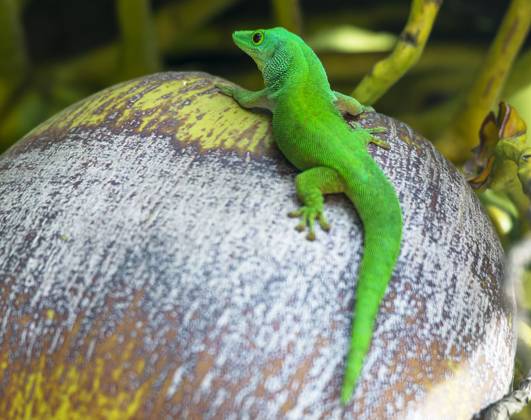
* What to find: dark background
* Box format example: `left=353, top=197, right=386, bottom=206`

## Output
left=1, top=0, right=528, bottom=154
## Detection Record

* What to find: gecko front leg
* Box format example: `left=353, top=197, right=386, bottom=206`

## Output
left=215, top=83, right=274, bottom=111
left=334, top=91, right=374, bottom=116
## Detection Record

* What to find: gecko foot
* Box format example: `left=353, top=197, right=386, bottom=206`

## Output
left=369, top=135, right=390, bottom=150
left=288, top=207, right=330, bottom=241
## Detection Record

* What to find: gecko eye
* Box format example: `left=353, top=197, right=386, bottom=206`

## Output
left=252, top=31, right=264, bottom=45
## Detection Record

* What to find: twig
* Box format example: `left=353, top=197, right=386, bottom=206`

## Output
left=479, top=359, right=531, bottom=420
left=0, top=0, right=28, bottom=81
left=352, top=0, right=442, bottom=105
left=479, top=370, right=531, bottom=420
left=116, top=0, right=160, bottom=79
left=271, top=0, right=302, bottom=34
left=436, top=0, right=531, bottom=163
left=476, top=236, right=531, bottom=419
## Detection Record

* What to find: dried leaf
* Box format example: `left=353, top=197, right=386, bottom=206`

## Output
left=497, top=102, right=527, bottom=141
left=466, top=102, right=529, bottom=191
left=466, top=111, right=500, bottom=189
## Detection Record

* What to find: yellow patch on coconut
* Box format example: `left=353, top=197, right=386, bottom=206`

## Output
left=1, top=341, right=151, bottom=420
left=0, top=293, right=165, bottom=420
left=26, top=73, right=273, bottom=156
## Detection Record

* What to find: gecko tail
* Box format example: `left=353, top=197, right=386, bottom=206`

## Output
left=340, top=178, right=402, bottom=405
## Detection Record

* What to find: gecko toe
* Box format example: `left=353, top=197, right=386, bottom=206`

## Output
left=288, top=210, right=301, bottom=218
left=318, top=214, right=330, bottom=232
left=289, top=206, right=330, bottom=239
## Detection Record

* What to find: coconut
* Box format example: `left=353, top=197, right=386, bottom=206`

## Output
left=0, top=72, right=515, bottom=419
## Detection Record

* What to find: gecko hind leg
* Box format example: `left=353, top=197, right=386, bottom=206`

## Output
left=288, top=167, right=345, bottom=241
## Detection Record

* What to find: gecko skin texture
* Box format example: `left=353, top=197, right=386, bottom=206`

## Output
left=216, top=27, right=403, bottom=404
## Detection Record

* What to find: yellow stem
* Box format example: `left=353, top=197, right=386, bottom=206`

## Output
left=352, top=0, right=442, bottom=105
left=436, top=0, right=531, bottom=162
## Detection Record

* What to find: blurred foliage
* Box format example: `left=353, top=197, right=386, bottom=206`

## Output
left=0, top=0, right=531, bottom=415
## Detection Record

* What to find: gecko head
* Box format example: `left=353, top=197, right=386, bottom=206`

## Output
left=232, top=27, right=295, bottom=72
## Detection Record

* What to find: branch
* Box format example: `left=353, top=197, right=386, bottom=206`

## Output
left=479, top=370, right=531, bottom=420
left=271, top=0, right=302, bottom=34
left=436, top=0, right=531, bottom=162
left=116, top=0, right=160, bottom=79
left=352, top=0, right=442, bottom=105
left=476, top=237, right=531, bottom=418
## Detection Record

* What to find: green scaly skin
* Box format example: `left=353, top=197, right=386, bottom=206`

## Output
left=216, top=27, right=403, bottom=405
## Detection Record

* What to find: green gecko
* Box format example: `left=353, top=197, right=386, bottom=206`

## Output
left=216, top=27, right=402, bottom=405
